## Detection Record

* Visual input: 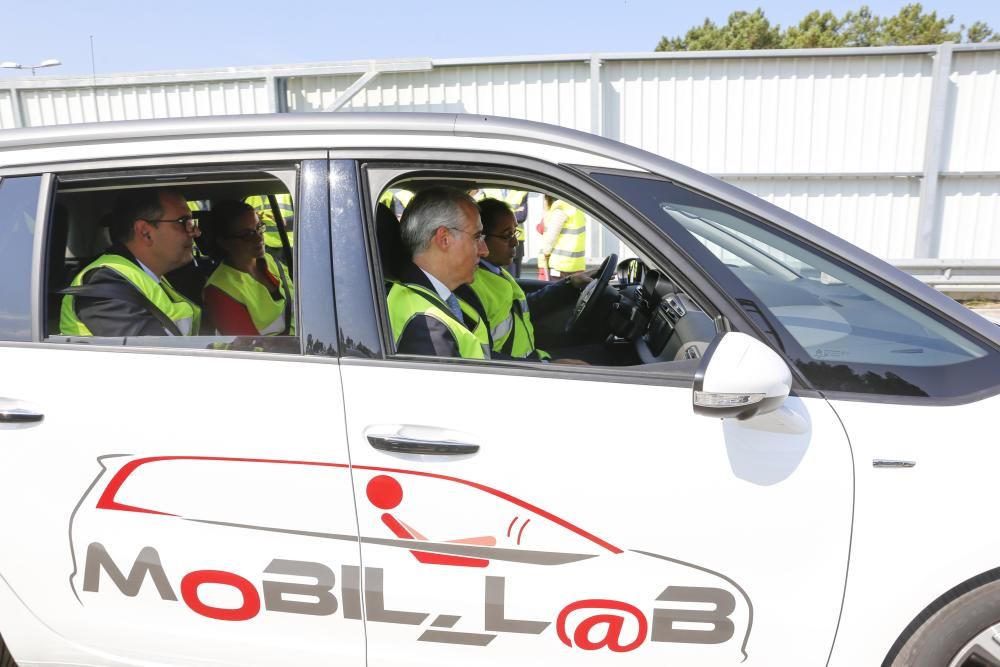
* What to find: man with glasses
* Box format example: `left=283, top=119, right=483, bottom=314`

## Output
left=60, top=189, right=203, bottom=337
left=470, top=198, right=591, bottom=360
left=387, top=187, right=492, bottom=359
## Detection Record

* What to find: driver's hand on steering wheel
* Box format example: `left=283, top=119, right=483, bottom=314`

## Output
left=567, top=271, right=595, bottom=290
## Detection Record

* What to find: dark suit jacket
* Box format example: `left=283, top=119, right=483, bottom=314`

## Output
left=392, top=262, right=491, bottom=358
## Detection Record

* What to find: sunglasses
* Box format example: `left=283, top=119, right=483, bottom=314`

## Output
left=149, top=215, right=199, bottom=233
left=225, top=221, right=267, bottom=241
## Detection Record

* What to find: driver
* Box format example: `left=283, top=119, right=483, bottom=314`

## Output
left=470, top=198, right=591, bottom=360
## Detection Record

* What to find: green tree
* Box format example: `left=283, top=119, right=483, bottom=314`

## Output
left=880, top=4, right=959, bottom=45
left=965, top=21, right=999, bottom=43
left=783, top=10, right=846, bottom=48
left=840, top=6, right=884, bottom=46
left=656, top=8, right=781, bottom=51
left=655, top=4, right=995, bottom=51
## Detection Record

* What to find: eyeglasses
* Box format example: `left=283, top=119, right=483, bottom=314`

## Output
left=225, top=221, right=267, bottom=241
left=149, top=215, right=199, bottom=233
left=486, top=231, right=518, bottom=242
left=447, top=226, right=487, bottom=242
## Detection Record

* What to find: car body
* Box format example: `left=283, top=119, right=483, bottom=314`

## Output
left=0, top=113, right=998, bottom=667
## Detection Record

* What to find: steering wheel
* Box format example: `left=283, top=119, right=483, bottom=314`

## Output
left=566, top=254, right=617, bottom=334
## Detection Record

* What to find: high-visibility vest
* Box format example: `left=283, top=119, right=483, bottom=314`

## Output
left=245, top=194, right=295, bottom=249
left=546, top=200, right=586, bottom=273
left=60, top=254, right=201, bottom=336
left=387, top=282, right=491, bottom=359
left=379, top=189, right=415, bottom=217
left=204, top=254, right=295, bottom=335
left=469, top=264, right=548, bottom=359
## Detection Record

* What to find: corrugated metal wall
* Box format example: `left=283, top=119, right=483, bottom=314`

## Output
left=2, top=44, right=998, bottom=263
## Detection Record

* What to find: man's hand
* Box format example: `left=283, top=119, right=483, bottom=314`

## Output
left=568, top=271, right=594, bottom=290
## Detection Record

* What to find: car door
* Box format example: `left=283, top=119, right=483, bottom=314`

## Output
left=0, top=159, right=364, bottom=666
left=330, top=158, right=854, bottom=666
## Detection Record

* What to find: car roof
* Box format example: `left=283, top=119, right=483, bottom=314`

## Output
left=2, top=112, right=996, bottom=346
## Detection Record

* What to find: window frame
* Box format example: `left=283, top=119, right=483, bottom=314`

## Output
left=331, top=150, right=819, bottom=394
left=30, top=155, right=337, bottom=358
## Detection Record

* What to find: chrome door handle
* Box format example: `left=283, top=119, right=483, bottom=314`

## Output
left=0, top=409, right=44, bottom=423
left=367, top=434, right=478, bottom=456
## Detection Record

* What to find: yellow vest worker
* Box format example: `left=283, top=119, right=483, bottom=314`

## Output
left=204, top=254, right=295, bottom=335
left=60, top=253, right=201, bottom=336
left=542, top=200, right=587, bottom=274
left=469, top=262, right=549, bottom=360
left=388, top=281, right=491, bottom=359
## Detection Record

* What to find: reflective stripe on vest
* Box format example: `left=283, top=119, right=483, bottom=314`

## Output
left=387, top=282, right=490, bottom=359
left=469, top=265, right=546, bottom=359
left=548, top=201, right=586, bottom=273
left=60, top=253, right=201, bottom=336
left=205, top=254, right=295, bottom=335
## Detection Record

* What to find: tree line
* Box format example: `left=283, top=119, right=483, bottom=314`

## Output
left=656, top=4, right=999, bottom=51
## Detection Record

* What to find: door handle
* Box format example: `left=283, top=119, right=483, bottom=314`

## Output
left=367, top=434, right=478, bottom=456
left=0, top=409, right=44, bottom=424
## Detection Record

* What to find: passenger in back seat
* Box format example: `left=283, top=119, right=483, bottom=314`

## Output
left=59, top=190, right=203, bottom=337
left=200, top=200, right=294, bottom=336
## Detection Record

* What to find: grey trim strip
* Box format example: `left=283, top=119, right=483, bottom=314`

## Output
left=30, top=173, right=53, bottom=343
left=187, top=518, right=598, bottom=565
left=872, top=459, right=916, bottom=469
left=550, top=249, right=585, bottom=258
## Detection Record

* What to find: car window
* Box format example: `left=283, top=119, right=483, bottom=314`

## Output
left=590, top=171, right=1000, bottom=399
left=369, top=173, right=715, bottom=372
left=0, top=175, right=40, bottom=342
left=45, top=165, right=300, bottom=354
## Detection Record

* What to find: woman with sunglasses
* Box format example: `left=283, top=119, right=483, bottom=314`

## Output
left=202, top=200, right=294, bottom=336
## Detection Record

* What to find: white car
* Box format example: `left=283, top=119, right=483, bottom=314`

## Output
left=0, top=113, right=998, bottom=667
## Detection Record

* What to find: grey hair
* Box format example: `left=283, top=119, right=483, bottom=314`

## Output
left=399, top=187, right=477, bottom=255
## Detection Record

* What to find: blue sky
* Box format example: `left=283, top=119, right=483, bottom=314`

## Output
left=2, top=0, right=998, bottom=78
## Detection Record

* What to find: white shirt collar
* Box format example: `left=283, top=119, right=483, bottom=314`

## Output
left=136, top=258, right=160, bottom=283
left=419, top=268, right=453, bottom=304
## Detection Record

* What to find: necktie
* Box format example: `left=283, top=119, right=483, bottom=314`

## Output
left=445, top=293, right=464, bottom=322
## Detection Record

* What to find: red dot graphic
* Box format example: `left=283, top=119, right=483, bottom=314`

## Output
left=367, top=475, right=403, bottom=509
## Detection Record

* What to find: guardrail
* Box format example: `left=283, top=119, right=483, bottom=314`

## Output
left=892, top=260, right=1000, bottom=298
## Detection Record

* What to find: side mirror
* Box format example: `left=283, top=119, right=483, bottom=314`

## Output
left=693, top=332, right=792, bottom=420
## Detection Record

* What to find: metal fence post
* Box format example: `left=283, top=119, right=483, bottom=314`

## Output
left=915, top=42, right=954, bottom=259
left=589, top=54, right=602, bottom=137
left=8, top=86, right=24, bottom=128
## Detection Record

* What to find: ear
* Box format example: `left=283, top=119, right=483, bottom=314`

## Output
left=134, top=220, right=153, bottom=243
left=432, top=226, right=452, bottom=250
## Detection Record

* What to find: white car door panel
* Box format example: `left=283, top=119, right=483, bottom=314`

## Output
left=339, top=362, right=853, bottom=665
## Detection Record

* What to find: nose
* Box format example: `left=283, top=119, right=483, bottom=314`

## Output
left=477, top=237, right=488, bottom=257
left=191, top=226, right=202, bottom=238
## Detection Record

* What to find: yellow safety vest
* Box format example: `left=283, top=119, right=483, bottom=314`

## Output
left=245, top=194, right=295, bottom=249
left=60, top=254, right=201, bottom=336
left=469, top=265, right=548, bottom=359
left=204, top=254, right=295, bottom=335
left=545, top=200, right=586, bottom=273
left=387, top=282, right=490, bottom=359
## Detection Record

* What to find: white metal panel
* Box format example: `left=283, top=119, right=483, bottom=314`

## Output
left=287, top=62, right=592, bottom=130
left=602, top=54, right=933, bottom=176
left=946, top=51, right=1000, bottom=173
left=938, top=177, right=1000, bottom=258
left=0, top=90, right=15, bottom=129
left=18, top=80, right=269, bottom=127
left=729, top=176, right=921, bottom=260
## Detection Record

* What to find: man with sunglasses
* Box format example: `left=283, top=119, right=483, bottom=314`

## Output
left=470, top=198, right=591, bottom=360
left=60, top=189, right=203, bottom=336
